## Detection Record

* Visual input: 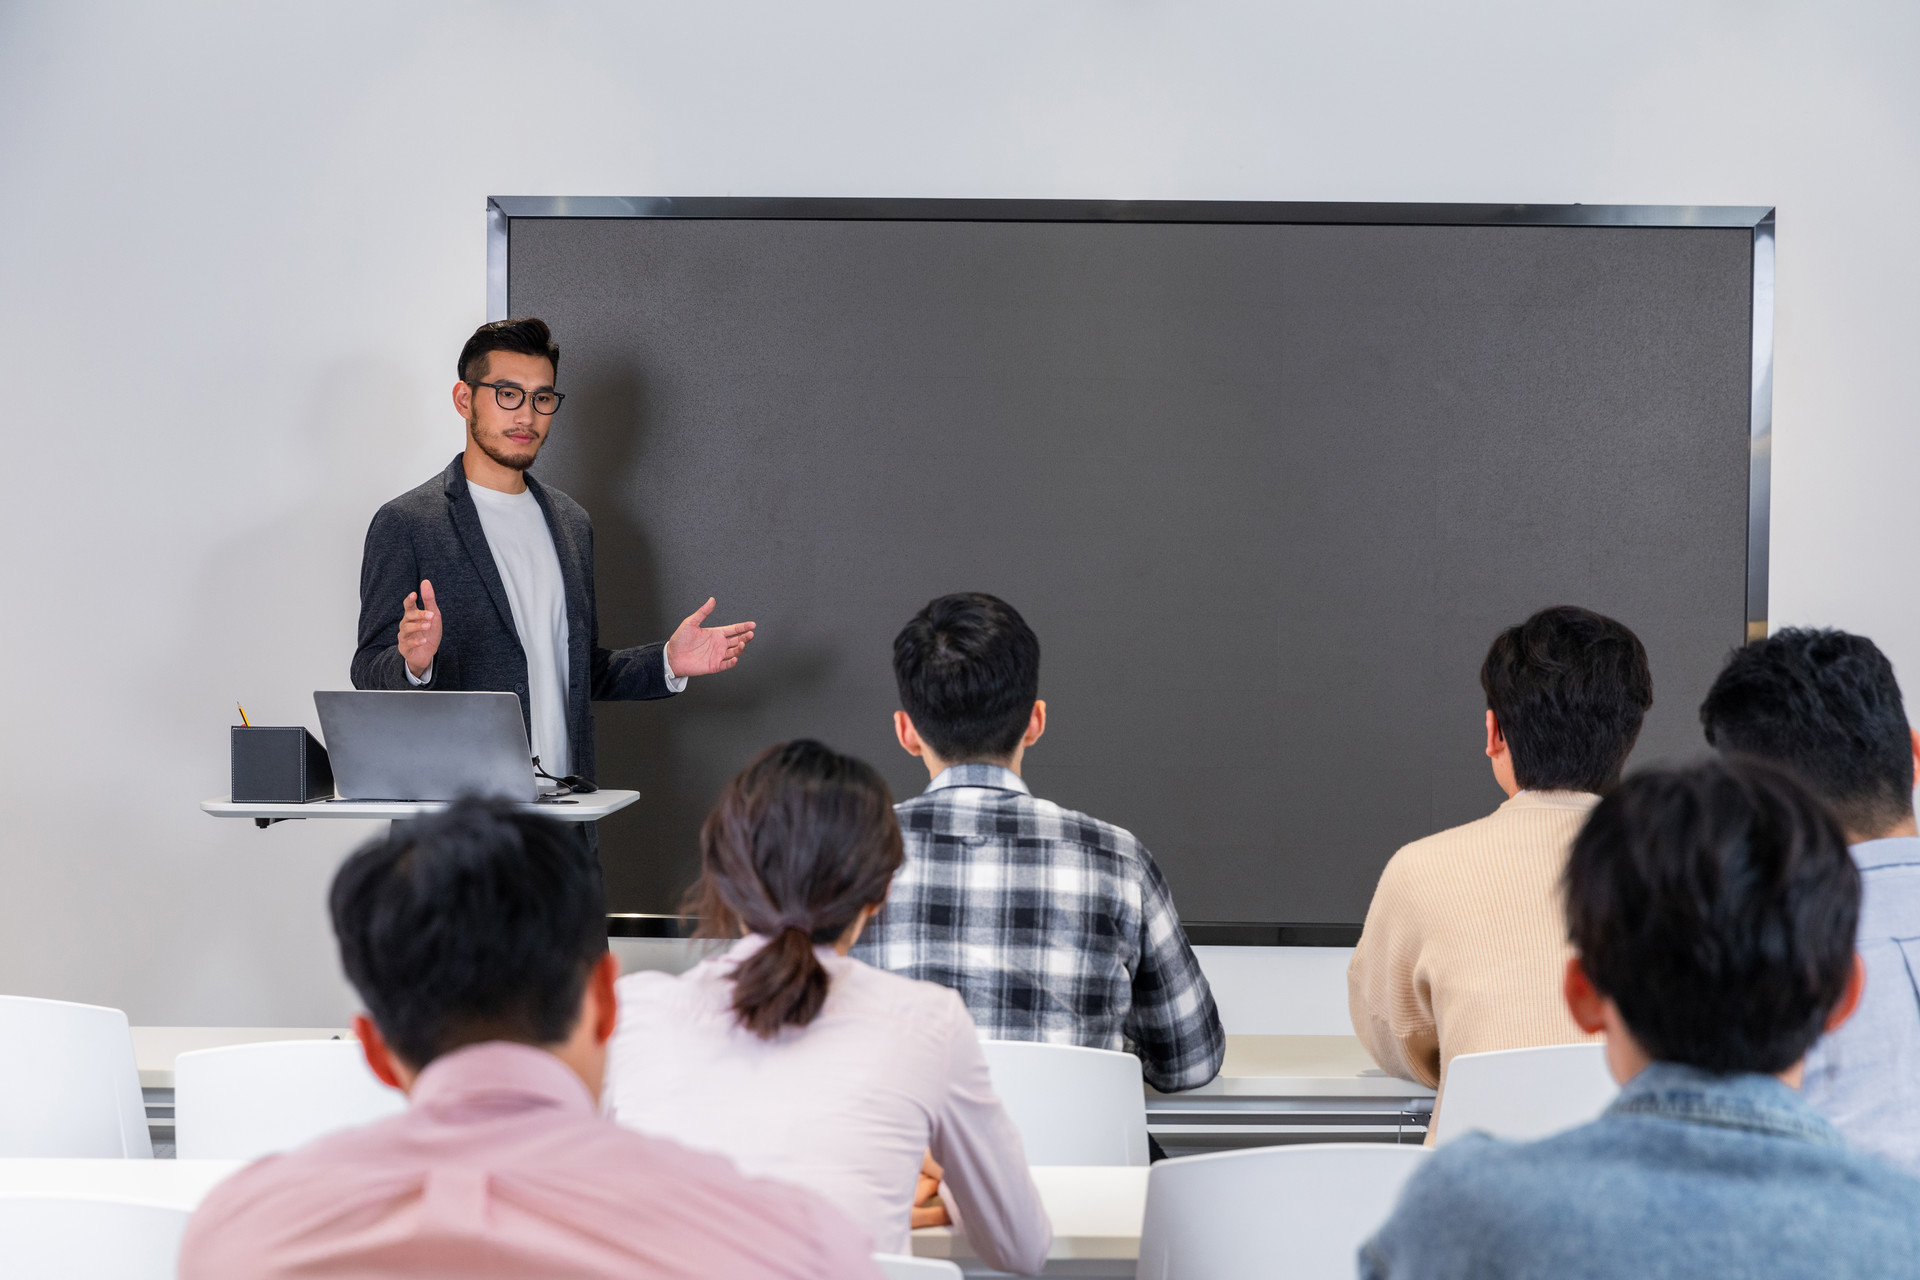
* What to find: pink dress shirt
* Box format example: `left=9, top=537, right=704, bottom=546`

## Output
left=607, top=937, right=1052, bottom=1275
left=179, top=1041, right=881, bottom=1280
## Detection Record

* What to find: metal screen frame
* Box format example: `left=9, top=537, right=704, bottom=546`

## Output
left=495, top=198, right=1776, bottom=945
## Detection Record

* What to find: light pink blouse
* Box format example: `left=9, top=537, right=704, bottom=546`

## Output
left=608, top=937, right=1052, bottom=1274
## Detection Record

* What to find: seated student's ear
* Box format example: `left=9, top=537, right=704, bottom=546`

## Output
left=894, top=710, right=927, bottom=759
left=353, top=1014, right=412, bottom=1094
left=1022, top=700, right=1046, bottom=748
left=1562, top=957, right=1608, bottom=1036
left=587, top=950, right=621, bottom=1046
left=1826, top=952, right=1868, bottom=1034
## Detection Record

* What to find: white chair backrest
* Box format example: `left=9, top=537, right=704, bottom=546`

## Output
left=1430, top=1042, right=1618, bottom=1146
left=872, top=1254, right=963, bottom=1279
left=175, top=1039, right=405, bottom=1160
left=977, top=1039, right=1149, bottom=1166
left=0, top=1197, right=191, bottom=1279
left=0, top=995, right=152, bottom=1158
left=1137, top=1142, right=1429, bottom=1280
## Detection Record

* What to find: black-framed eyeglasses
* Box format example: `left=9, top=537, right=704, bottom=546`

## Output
left=471, top=381, right=565, bottom=415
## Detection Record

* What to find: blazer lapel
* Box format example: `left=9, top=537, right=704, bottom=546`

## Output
left=526, top=475, right=591, bottom=656
left=441, top=456, right=520, bottom=642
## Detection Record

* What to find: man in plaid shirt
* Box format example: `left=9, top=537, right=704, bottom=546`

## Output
left=853, top=593, right=1225, bottom=1094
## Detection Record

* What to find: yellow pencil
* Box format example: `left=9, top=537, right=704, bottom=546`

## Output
left=237, top=703, right=251, bottom=727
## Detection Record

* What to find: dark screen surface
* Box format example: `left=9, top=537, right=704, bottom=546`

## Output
left=510, top=216, right=1754, bottom=924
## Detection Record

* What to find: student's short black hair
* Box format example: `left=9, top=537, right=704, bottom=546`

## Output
left=1480, top=606, right=1653, bottom=793
left=328, top=797, right=607, bottom=1070
left=893, top=593, right=1040, bottom=762
left=1699, top=628, right=1914, bottom=838
left=1565, top=757, right=1860, bottom=1075
left=457, top=317, right=560, bottom=387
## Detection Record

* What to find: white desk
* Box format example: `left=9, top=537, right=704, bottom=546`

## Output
left=131, top=1029, right=1429, bottom=1155
left=0, top=1159, right=1136, bottom=1278
left=0, top=1158, right=245, bottom=1207
left=200, top=790, right=638, bottom=825
left=1148, top=1035, right=1434, bottom=1153
left=914, top=1166, right=1147, bottom=1277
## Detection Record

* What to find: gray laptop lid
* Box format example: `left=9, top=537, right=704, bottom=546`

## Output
left=314, top=690, right=538, bottom=802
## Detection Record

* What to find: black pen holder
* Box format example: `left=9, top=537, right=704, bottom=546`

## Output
left=231, top=726, right=334, bottom=803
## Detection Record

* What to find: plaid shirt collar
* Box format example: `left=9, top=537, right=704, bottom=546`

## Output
left=924, top=763, right=1031, bottom=796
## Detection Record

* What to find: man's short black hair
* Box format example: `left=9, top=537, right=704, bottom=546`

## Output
left=328, top=797, right=607, bottom=1069
left=1480, top=605, right=1654, bottom=793
left=1699, top=627, right=1914, bottom=838
left=1565, top=757, right=1860, bottom=1075
left=893, top=593, right=1040, bottom=763
left=457, top=317, right=560, bottom=387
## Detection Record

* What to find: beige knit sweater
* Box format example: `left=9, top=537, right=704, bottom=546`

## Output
left=1347, top=790, right=1603, bottom=1138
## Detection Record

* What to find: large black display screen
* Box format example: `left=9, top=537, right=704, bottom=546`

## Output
left=507, top=207, right=1758, bottom=927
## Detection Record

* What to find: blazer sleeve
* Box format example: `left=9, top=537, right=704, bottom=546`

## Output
left=352, top=505, right=445, bottom=691
left=1347, top=852, right=1441, bottom=1088
left=928, top=994, right=1053, bottom=1277
left=590, top=641, right=675, bottom=701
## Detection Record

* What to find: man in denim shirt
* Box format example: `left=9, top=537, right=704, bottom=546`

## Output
left=1361, top=759, right=1920, bottom=1280
left=1700, top=628, right=1920, bottom=1173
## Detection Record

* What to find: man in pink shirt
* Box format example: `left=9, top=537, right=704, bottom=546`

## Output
left=180, top=799, right=882, bottom=1280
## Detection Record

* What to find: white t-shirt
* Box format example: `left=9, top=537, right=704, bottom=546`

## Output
left=466, top=483, right=574, bottom=777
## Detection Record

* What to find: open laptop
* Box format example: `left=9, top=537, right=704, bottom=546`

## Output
left=314, top=690, right=538, bottom=802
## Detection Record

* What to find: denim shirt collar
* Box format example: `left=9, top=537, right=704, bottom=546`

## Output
left=924, top=763, right=1030, bottom=796
left=1606, top=1061, right=1843, bottom=1147
left=1850, top=833, right=1920, bottom=873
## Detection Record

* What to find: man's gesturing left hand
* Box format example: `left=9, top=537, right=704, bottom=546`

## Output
left=665, top=598, right=757, bottom=677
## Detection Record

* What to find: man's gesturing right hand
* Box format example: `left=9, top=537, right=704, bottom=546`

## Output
left=400, top=579, right=442, bottom=679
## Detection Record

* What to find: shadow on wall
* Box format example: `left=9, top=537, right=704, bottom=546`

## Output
left=541, top=366, right=677, bottom=911
left=547, top=363, right=843, bottom=912
left=158, top=359, right=435, bottom=762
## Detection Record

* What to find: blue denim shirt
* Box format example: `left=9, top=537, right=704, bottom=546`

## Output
left=1361, top=1061, right=1920, bottom=1280
left=1803, top=835, right=1920, bottom=1175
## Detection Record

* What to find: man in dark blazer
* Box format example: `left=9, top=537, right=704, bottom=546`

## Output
left=352, top=318, right=753, bottom=794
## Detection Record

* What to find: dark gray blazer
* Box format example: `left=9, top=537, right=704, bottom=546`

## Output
left=352, top=454, right=675, bottom=785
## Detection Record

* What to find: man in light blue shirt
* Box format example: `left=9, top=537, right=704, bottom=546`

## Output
left=1361, top=759, right=1920, bottom=1280
left=1700, top=627, right=1920, bottom=1174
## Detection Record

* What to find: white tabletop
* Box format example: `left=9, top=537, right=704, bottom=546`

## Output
left=200, top=790, right=638, bottom=823
left=133, top=1027, right=352, bottom=1088
left=130, top=1029, right=1426, bottom=1098
left=0, top=1159, right=245, bottom=1208
left=1154, top=1035, right=1434, bottom=1099
left=913, top=1166, right=1148, bottom=1265
left=0, top=1159, right=1143, bottom=1268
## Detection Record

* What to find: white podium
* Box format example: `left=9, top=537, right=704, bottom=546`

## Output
left=201, top=790, right=638, bottom=827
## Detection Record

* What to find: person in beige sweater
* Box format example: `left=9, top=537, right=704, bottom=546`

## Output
left=1349, top=605, right=1653, bottom=1137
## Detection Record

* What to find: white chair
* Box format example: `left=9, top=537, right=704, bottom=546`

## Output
left=1137, top=1143, right=1429, bottom=1280
left=1429, top=1043, right=1618, bottom=1146
left=977, top=1040, right=1149, bottom=1166
left=174, top=1039, right=405, bottom=1160
left=0, top=995, right=152, bottom=1157
left=872, top=1254, right=963, bottom=1279
left=0, top=1197, right=191, bottom=1279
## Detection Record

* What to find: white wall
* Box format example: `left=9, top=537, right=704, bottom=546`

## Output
left=3, top=1, right=1918, bottom=1025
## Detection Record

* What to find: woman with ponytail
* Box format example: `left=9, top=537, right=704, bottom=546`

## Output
left=605, top=741, right=1050, bottom=1273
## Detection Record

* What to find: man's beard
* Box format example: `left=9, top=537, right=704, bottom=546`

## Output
left=470, top=418, right=539, bottom=472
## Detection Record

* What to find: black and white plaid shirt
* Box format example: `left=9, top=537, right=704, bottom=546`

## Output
left=853, top=764, right=1225, bottom=1093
